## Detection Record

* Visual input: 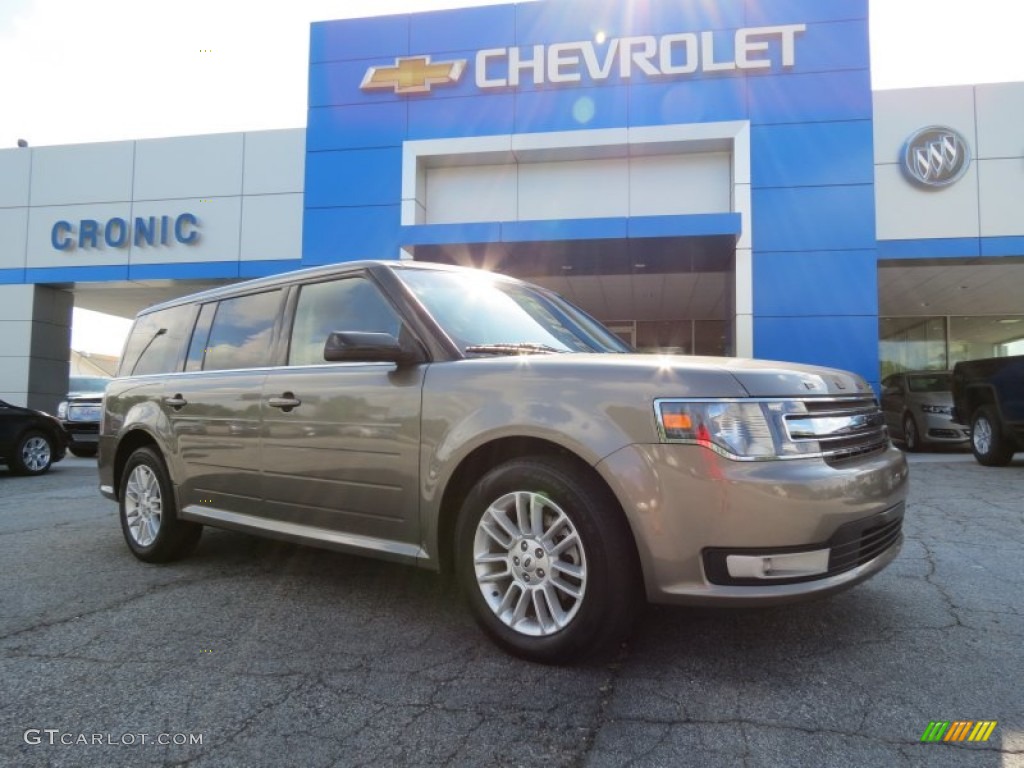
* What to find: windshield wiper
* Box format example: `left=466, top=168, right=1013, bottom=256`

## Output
left=464, top=343, right=563, bottom=356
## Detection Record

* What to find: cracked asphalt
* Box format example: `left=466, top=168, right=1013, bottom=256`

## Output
left=1, top=453, right=1022, bottom=768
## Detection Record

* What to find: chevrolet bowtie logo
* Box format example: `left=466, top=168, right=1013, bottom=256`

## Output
left=361, top=55, right=466, bottom=95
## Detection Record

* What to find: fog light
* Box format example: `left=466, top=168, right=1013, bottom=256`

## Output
left=726, top=549, right=830, bottom=580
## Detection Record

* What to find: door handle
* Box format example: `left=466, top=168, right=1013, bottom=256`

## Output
left=165, top=394, right=188, bottom=409
left=268, top=394, right=302, bottom=412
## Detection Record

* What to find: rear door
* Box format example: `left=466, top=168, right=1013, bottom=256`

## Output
left=259, top=275, right=425, bottom=557
left=168, top=290, right=284, bottom=518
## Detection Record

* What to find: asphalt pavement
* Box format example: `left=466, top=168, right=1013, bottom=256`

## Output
left=1, top=452, right=1021, bottom=768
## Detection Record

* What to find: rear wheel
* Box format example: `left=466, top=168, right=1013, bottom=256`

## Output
left=455, top=456, right=641, bottom=663
left=119, top=447, right=202, bottom=562
left=970, top=406, right=1015, bottom=467
left=11, top=431, right=54, bottom=476
left=69, top=445, right=98, bottom=458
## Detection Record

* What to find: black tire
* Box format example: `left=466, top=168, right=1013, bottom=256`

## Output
left=119, top=447, right=202, bottom=562
left=970, top=406, right=1015, bottom=467
left=903, top=414, right=921, bottom=452
left=455, top=456, right=642, bottom=664
left=10, top=430, right=55, bottom=476
left=69, top=445, right=98, bottom=458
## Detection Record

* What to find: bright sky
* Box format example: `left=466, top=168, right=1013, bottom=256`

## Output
left=2, top=0, right=1022, bottom=354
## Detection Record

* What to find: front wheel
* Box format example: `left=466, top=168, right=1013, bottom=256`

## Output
left=971, top=406, right=1015, bottom=467
left=455, top=457, right=641, bottom=664
left=119, top=447, right=202, bottom=562
left=11, top=431, right=54, bottom=475
left=903, top=414, right=921, bottom=452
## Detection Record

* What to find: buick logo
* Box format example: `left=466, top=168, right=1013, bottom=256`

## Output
left=902, top=126, right=971, bottom=188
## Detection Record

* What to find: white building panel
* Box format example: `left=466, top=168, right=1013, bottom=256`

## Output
left=29, top=141, right=134, bottom=206
left=243, top=129, right=306, bottom=195
left=134, top=133, right=244, bottom=201
left=241, top=193, right=304, bottom=260
left=518, top=157, right=630, bottom=221
left=978, top=158, right=1024, bottom=238
left=975, top=82, right=1024, bottom=160
left=27, top=203, right=133, bottom=269
left=426, top=164, right=517, bottom=224
left=0, top=208, right=28, bottom=271
left=0, top=150, right=32, bottom=208
left=0, top=285, right=35, bottom=322
left=875, top=164, right=980, bottom=241
left=629, top=152, right=731, bottom=216
left=872, top=87, right=977, bottom=167
left=129, top=198, right=241, bottom=265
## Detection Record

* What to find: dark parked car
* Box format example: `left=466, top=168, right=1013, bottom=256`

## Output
left=952, top=355, right=1024, bottom=466
left=880, top=371, right=969, bottom=451
left=0, top=399, right=68, bottom=475
left=57, top=375, right=109, bottom=457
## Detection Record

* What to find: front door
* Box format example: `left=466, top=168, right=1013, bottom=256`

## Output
left=259, top=275, right=425, bottom=557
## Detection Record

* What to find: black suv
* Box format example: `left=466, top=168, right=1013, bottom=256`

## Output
left=58, top=376, right=109, bottom=458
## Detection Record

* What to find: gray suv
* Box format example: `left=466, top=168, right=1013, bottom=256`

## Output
left=99, top=261, right=908, bottom=662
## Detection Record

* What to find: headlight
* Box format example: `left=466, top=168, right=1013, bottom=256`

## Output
left=57, top=401, right=68, bottom=419
left=920, top=404, right=952, bottom=416
left=655, top=399, right=826, bottom=460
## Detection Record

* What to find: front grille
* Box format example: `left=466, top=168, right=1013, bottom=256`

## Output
left=827, top=506, right=904, bottom=576
left=787, top=396, right=889, bottom=465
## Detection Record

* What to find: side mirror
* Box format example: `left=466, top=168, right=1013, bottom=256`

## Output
left=323, top=331, right=421, bottom=366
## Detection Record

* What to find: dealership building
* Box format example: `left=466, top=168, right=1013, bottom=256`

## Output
left=1, top=0, right=1022, bottom=411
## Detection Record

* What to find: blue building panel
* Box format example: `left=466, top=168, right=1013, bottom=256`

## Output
left=408, top=93, right=516, bottom=141
left=309, top=60, right=408, bottom=109
left=307, top=103, right=408, bottom=152
left=748, top=69, right=873, bottom=125
left=304, top=147, right=403, bottom=209
left=753, top=250, right=878, bottom=317
left=751, top=121, right=875, bottom=188
left=754, top=315, right=881, bottom=388
left=745, top=0, right=867, bottom=26
left=516, top=0, right=748, bottom=45
left=410, top=5, right=518, bottom=54
left=877, top=238, right=981, bottom=260
left=787, top=20, right=870, bottom=76
left=629, top=77, right=749, bottom=127
left=514, top=85, right=630, bottom=134
left=502, top=218, right=629, bottom=243
left=752, top=185, right=876, bottom=252
left=309, top=17, right=410, bottom=64
left=303, top=206, right=403, bottom=265
left=128, top=262, right=241, bottom=281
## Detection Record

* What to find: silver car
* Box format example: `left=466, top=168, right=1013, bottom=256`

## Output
left=881, top=372, right=969, bottom=451
left=99, top=261, right=908, bottom=663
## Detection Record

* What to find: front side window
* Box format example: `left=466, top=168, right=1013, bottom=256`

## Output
left=288, top=276, right=402, bottom=366
left=203, top=291, right=282, bottom=371
left=120, top=305, right=195, bottom=377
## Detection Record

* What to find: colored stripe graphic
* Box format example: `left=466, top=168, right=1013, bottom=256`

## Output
left=921, top=720, right=997, bottom=743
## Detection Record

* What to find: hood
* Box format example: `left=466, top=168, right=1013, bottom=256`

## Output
left=457, top=354, right=872, bottom=399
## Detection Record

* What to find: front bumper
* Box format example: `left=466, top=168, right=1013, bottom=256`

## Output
left=595, top=443, right=909, bottom=606
left=919, top=413, right=970, bottom=444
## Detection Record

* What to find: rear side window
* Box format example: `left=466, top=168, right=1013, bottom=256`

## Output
left=119, top=305, right=195, bottom=377
left=203, top=290, right=282, bottom=371
left=288, top=277, right=401, bottom=366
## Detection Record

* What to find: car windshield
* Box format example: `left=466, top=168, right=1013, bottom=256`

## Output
left=907, top=373, right=951, bottom=393
left=396, top=268, right=632, bottom=355
left=68, top=376, right=110, bottom=394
